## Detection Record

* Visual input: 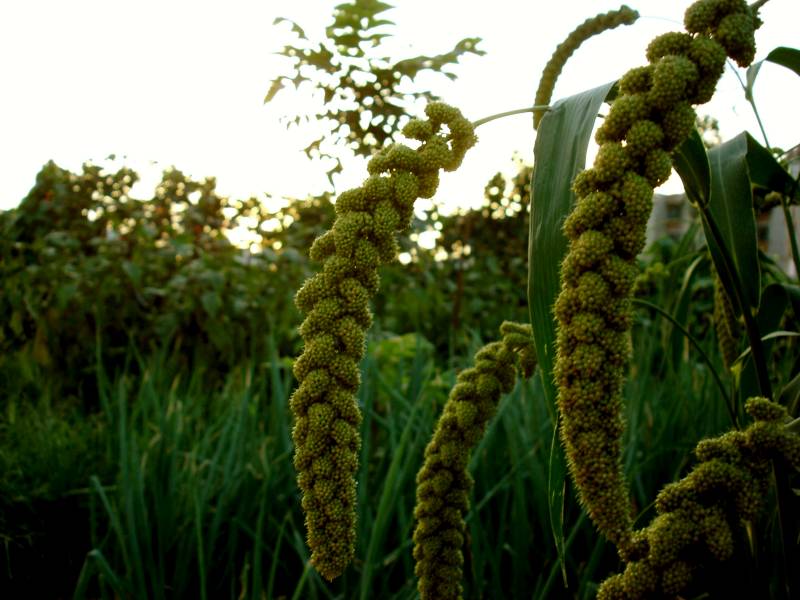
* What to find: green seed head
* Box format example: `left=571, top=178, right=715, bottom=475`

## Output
left=554, top=0, right=760, bottom=559
left=599, top=398, right=797, bottom=597
left=413, top=323, right=536, bottom=599
left=290, top=103, right=476, bottom=580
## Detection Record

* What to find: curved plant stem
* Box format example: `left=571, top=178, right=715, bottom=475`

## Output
left=632, top=298, right=736, bottom=426
left=472, top=105, right=550, bottom=129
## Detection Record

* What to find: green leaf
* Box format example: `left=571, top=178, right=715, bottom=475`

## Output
left=528, top=80, right=616, bottom=411
left=55, top=282, right=79, bottom=309
left=778, top=368, right=800, bottom=416
left=744, top=133, right=798, bottom=199
left=673, top=129, right=711, bottom=207
left=10, top=310, right=24, bottom=336
left=204, top=270, right=225, bottom=291
left=122, top=260, right=142, bottom=288
left=705, top=132, right=762, bottom=312
left=765, top=46, right=800, bottom=76
left=780, top=282, right=800, bottom=318
left=528, top=80, right=615, bottom=579
left=746, top=46, right=800, bottom=100
left=264, top=79, right=285, bottom=104
left=272, top=17, right=307, bottom=40
left=201, top=292, right=221, bottom=318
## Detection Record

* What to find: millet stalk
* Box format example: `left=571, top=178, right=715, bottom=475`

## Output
left=413, top=322, right=537, bottom=600
left=533, top=5, right=640, bottom=129
left=553, top=0, right=761, bottom=556
left=291, top=102, right=477, bottom=580
left=597, top=397, right=800, bottom=599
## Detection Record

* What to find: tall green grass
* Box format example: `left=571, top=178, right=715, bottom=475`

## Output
left=0, top=312, right=736, bottom=598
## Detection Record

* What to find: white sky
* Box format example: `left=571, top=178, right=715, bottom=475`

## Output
left=1, top=0, right=798, bottom=214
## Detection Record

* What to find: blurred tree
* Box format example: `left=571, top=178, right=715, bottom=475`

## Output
left=696, top=114, right=722, bottom=148
left=0, top=161, right=305, bottom=405
left=266, top=0, right=484, bottom=181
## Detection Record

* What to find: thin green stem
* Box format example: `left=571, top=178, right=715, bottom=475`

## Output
left=536, top=511, right=588, bottom=600
left=781, top=173, right=800, bottom=280
left=698, top=209, right=772, bottom=399
left=632, top=298, right=736, bottom=427
left=749, top=99, right=771, bottom=150
left=730, top=59, right=771, bottom=149
left=472, top=105, right=550, bottom=129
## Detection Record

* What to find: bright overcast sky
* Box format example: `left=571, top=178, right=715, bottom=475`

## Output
left=1, top=0, right=798, bottom=213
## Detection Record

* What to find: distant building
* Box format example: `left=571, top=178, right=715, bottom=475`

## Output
left=647, top=192, right=689, bottom=245
left=647, top=144, right=800, bottom=278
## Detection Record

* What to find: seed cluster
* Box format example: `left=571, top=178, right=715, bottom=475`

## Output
left=712, top=270, right=740, bottom=369
left=413, top=322, right=537, bottom=600
left=290, top=102, right=476, bottom=581
left=553, top=0, right=759, bottom=555
left=597, top=397, right=800, bottom=599
left=533, top=5, right=639, bottom=129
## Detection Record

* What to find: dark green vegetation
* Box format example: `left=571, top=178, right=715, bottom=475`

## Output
left=2, top=0, right=799, bottom=598
left=1, top=246, right=774, bottom=599
left=0, top=154, right=533, bottom=600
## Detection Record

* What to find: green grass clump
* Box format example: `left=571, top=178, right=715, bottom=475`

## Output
left=0, top=301, right=740, bottom=599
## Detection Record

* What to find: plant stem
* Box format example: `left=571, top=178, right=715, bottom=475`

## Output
left=731, top=61, right=771, bottom=149
left=698, top=209, right=772, bottom=399
left=472, top=105, right=550, bottom=129
left=631, top=298, right=736, bottom=426
left=781, top=173, right=800, bottom=279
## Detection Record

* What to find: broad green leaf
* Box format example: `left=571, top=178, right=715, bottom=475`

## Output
left=765, top=46, right=800, bottom=76
left=528, top=80, right=616, bottom=410
left=746, top=46, right=800, bottom=100
left=673, top=129, right=710, bottom=207
left=705, top=132, right=761, bottom=312
left=528, top=80, right=615, bottom=581
left=744, top=133, right=798, bottom=199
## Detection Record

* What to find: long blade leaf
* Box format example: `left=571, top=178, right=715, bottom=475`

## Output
left=528, top=80, right=616, bottom=410
left=706, top=132, right=762, bottom=311
left=528, top=79, right=616, bottom=585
